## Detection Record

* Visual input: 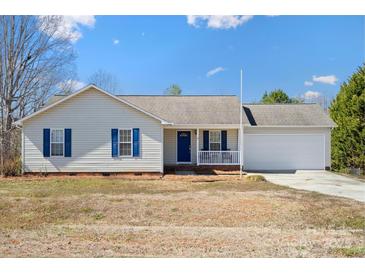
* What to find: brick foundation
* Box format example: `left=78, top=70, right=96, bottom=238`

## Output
left=164, top=165, right=239, bottom=174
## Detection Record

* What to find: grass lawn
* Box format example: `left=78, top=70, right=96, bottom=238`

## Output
left=0, top=174, right=364, bottom=257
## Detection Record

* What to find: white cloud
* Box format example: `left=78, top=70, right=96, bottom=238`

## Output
left=312, top=75, right=338, bottom=85
left=304, top=81, right=313, bottom=86
left=39, top=16, right=96, bottom=43
left=113, top=39, right=120, bottom=45
left=206, top=67, right=225, bottom=77
left=187, top=16, right=253, bottom=29
left=303, top=90, right=321, bottom=99
left=58, top=80, right=86, bottom=92
left=71, top=80, right=86, bottom=90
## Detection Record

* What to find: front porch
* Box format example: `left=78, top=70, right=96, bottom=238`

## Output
left=163, top=128, right=241, bottom=167
left=164, top=164, right=240, bottom=175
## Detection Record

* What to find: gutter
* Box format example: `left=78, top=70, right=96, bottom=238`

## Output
left=243, top=125, right=335, bottom=128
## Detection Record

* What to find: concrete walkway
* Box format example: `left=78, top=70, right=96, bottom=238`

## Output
left=251, top=170, right=365, bottom=202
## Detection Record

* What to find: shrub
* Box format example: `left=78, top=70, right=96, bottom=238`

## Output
left=1, top=158, right=22, bottom=177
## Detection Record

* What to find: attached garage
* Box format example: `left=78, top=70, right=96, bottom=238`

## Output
left=242, top=104, right=335, bottom=171
left=244, top=133, right=326, bottom=170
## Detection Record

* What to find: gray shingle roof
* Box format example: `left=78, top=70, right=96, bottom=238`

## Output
left=42, top=91, right=335, bottom=127
left=120, top=95, right=241, bottom=124
left=242, top=104, right=335, bottom=127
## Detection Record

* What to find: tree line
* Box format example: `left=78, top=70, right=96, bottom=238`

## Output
left=0, top=16, right=363, bottom=175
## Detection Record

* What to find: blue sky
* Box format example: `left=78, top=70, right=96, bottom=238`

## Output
left=69, top=16, right=364, bottom=102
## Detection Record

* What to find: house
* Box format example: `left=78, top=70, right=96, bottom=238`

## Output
left=15, top=85, right=335, bottom=174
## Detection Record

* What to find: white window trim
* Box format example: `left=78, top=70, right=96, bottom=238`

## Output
left=209, top=130, right=221, bottom=151
left=119, top=128, right=133, bottom=157
left=50, top=128, right=64, bottom=157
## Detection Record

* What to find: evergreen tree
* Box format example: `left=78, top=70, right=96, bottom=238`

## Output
left=329, top=64, right=365, bottom=172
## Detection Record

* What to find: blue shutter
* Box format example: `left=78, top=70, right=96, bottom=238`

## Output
left=111, top=128, right=119, bottom=157
left=43, top=128, right=50, bottom=157
left=64, top=128, right=72, bottom=157
left=203, top=130, right=209, bottom=151
left=133, top=128, right=140, bottom=157
left=221, top=130, right=227, bottom=151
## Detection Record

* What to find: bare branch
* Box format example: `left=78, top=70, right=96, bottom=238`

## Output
left=88, top=69, right=121, bottom=94
left=0, top=15, right=77, bottom=173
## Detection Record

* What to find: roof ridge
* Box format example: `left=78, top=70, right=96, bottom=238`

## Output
left=243, top=103, right=317, bottom=105
left=50, top=94, right=238, bottom=97
left=118, top=95, right=237, bottom=97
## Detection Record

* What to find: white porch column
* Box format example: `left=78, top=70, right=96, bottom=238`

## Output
left=196, top=128, right=200, bottom=166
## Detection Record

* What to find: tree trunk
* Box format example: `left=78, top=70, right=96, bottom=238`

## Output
left=0, top=16, right=76, bottom=174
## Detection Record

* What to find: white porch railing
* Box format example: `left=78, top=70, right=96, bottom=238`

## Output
left=198, top=151, right=240, bottom=165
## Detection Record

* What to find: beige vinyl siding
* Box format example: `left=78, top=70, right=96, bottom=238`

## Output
left=23, top=87, right=162, bottom=173
left=228, top=129, right=239, bottom=151
left=244, top=127, right=331, bottom=167
left=163, top=129, right=177, bottom=165
left=163, top=129, right=197, bottom=164
left=163, top=128, right=238, bottom=165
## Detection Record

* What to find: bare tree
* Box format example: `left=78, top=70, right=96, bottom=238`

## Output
left=303, top=94, right=334, bottom=112
left=57, top=79, right=83, bottom=95
left=88, top=69, right=120, bottom=93
left=0, top=16, right=76, bottom=174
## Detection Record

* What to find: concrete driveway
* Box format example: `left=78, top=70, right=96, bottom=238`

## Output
left=251, top=170, right=365, bottom=202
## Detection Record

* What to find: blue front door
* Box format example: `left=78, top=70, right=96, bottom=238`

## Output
left=177, top=131, right=191, bottom=162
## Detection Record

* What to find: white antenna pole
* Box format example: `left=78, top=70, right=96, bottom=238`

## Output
left=240, top=69, right=243, bottom=179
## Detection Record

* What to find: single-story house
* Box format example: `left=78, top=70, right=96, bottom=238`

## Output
left=15, top=85, right=335, bottom=174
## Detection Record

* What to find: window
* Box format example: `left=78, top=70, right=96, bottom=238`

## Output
left=209, top=130, right=221, bottom=151
left=51, top=129, right=64, bottom=156
left=119, top=129, right=132, bottom=156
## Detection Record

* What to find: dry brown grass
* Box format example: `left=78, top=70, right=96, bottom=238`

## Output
left=245, top=175, right=267, bottom=182
left=0, top=175, right=364, bottom=257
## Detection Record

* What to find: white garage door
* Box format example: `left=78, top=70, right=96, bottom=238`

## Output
left=244, top=134, right=325, bottom=170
